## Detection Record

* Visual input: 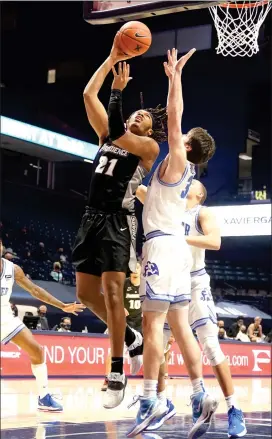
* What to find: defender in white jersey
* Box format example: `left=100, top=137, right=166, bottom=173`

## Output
left=136, top=180, right=246, bottom=439
left=128, top=48, right=216, bottom=438
left=140, top=160, right=195, bottom=305
left=0, top=240, right=85, bottom=412
left=183, top=180, right=247, bottom=439
left=183, top=201, right=219, bottom=331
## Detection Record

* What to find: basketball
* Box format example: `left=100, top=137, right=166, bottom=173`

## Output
left=116, top=21, right=152, bottom=57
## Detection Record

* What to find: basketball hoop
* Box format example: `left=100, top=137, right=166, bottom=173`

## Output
left=209, top=0, right=272, bottom=57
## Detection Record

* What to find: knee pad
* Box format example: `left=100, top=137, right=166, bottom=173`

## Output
left=197, top=324, right=225, bottom=367
left=203, top=338, right=225, bottom=367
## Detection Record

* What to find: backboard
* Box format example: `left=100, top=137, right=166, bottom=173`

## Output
left=83, top=1, right=224, bottom=24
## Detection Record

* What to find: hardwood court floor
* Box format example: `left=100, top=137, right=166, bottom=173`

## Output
left=1, top=377, right=271, bottom=438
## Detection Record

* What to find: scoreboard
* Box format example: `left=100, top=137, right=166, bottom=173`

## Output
left=93, top=1, right=155, bottom=12
left=84, top=1, right=222, bottom=24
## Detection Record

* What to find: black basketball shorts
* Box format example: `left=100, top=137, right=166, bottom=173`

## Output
left=72, top=208, right=138, bottom=277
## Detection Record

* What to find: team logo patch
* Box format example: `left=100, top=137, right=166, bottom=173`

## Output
left=201, top=289, right=212, bottom=302
left=144, top=261, right=159, bottom=277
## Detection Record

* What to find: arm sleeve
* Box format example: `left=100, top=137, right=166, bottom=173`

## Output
left=108, top=89, right=126, bottom=141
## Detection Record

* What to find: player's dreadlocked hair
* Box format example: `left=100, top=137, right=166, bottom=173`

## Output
left=144, top=104, right=168, bottom=143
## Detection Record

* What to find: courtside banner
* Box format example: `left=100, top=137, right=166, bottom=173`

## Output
left=1, top=334, right=271, bottom=377
left=210, top=203, right=271, bottom=237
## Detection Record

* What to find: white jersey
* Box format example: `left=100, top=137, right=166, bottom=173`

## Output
left=182, top=205, right=206, bottom=273
left=143, top=161, right=195, bottom=238
left=1, top=258, right=15, bottom=322
left=1, top=259, right=26, bottom=345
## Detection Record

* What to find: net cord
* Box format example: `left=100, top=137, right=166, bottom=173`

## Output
left=209, top=0, right=272, bottom=57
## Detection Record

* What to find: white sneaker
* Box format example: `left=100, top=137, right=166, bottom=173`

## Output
left=127, top=328, right=143, bottom=352
left=130, top=354, right=143, bottom=375
left=103, top=373, right=127, bottom=409
left=127, top=328, right=143, bottom=375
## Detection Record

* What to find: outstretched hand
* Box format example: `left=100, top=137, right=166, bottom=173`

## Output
left=176, top=48, right=196, bottom=72
left=110, top=35, right=134, bottom=64
left=111, top=62, right=132, bottom=91
left=62, top=302, right=86, bottom=316
left=163, top=47, right=196, bottom=78
left=163, top=48, right=178, bottom=79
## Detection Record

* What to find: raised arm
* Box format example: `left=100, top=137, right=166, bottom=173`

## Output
left=83, top=38, right=131, bottom=144
left=185, top=207, right=221, bottom=251
left=14, top=265, right=85, bottom=316
left=83, top=57, right=114, bottom=143
left=107, top=62, right=159, bottom=172
left=160, top=48, right=196, bottom=184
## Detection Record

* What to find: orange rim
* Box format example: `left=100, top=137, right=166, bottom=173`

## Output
left=220, top=0, right=269, bottom=8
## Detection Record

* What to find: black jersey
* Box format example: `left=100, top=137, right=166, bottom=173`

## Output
left=124, top=278, right=142, bottom=319
left=88, top=141, right=147, bottom=214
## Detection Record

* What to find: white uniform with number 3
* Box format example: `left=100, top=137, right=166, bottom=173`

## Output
left=182, top=206, right=217, bottom=329
left=1, top=259, right=25, bottom=345
left=140, top=161, right=195, bottom=310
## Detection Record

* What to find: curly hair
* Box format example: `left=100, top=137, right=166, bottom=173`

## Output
left=186, top=128, right=215, bottom=165
left=144, top=105, right=168, bottom=143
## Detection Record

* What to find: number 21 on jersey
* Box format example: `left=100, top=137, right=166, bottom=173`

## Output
left=95, top=156, right=118, bottom=177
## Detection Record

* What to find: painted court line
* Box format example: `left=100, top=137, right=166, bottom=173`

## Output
left=207, top=433, right=271, bottom=438
left=249, top=423, right=271, bottom=426
left=46, top=432, right=272, bottom=438
left=46, top=433, right=187, bottom=438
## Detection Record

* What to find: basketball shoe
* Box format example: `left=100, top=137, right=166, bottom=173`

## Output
left=127, top=328, right=143, bottom=375
left=228, top=406, right=247, bottom=438
left=101, top=377, right=108, bottom=392
left=188, top=392, right=219, bottom=439
left=145, top=399, right=176, bottom=431
left=103, top=372, right=127, bottom=409
left=38, top=393, right=63, bottom=412
left=127, top=397, right=168, bottom=438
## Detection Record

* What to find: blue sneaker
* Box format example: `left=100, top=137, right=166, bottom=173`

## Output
left=188, top=392, right=219, bottom=439
left=228, top=406, right=247, bottom=438
left=38, top=394, right=63, bottom=412
left=145, top=399, right=176, bottom=431
left=127, top=397, right=168, bottom=438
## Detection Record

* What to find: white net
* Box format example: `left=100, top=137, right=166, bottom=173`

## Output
left=209, top=0, right=272, bottom=57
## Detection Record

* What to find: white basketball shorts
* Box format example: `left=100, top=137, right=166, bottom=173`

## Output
left=1, top=316, right=25, bottom=345
left=189, top=270, right=217, bottom=330
left=140, top=235, right=192, bottom=313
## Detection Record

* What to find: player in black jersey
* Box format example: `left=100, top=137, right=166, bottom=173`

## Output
left=124, top=262, right=142, bottom=334
left=102, top=261, right=142, bottom=391
left=72, top=39, right=167, bottom=409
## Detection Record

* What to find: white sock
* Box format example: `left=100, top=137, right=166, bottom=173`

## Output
left=143, top=379, right=157, bottom=399
left=157, top=390, right=167, bottom=406
left=225, top=394, right=239, bottom=410
left=31, top=362, right=49, bottom=398
left=192, top=378, right=205, bottom=395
